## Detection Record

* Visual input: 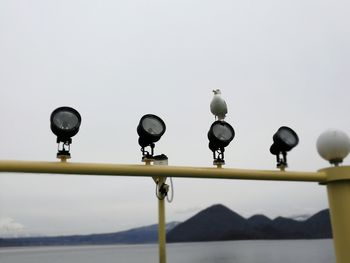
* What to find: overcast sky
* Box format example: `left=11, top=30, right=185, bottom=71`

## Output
left=0, top=0, right=349, bottom=237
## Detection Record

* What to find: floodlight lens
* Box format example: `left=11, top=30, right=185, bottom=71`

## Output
left=278, top=128, right=298, bottom=146
left=212, top=124, right=233, bottom=142
left=50, top=107, right=81, bottom=140
left=142, top=117, right=164, bottom=136
left=52, top=111, right=80, bottom=131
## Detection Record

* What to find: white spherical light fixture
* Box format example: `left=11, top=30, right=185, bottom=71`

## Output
left=316, top=130, right=350, bottom=165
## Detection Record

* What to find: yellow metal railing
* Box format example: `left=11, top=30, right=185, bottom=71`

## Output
left=0, top=160, right=349, bottom=263
left=0, top=160, right=325, bottom=181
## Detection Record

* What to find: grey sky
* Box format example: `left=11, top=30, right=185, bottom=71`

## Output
left=0, top=0, right=349, bottom=236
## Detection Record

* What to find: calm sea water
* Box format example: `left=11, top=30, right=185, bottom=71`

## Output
left=0, top=239, right=335, bottom=263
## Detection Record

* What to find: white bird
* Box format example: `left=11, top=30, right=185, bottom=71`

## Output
left=210, top=89, right=228, bottom=121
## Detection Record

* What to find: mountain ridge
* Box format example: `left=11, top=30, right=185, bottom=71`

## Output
left=0, top=222, right=179, bottom=247
left=167, top=204, right=332, bottom=242
left=0, top=205, right=331, bottom=247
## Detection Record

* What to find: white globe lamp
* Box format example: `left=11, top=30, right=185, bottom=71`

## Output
left=316, top=130, right=350, bottom=166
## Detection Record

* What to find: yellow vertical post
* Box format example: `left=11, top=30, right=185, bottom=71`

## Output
left=158, top=196, right=167, bottom=263
left=152, top=154, right=168, bottom=263
left=321, top=166, right=350, bottom=263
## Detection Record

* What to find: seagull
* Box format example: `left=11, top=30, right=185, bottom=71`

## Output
left=210, top=89, right=228, bottom=121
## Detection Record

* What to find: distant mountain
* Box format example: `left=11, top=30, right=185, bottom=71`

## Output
left=167, top=205, right=332, bottom=243
left=0, top=222, right=179, bottom=247
left=302, top=209, right=332, bottom=238
left=247, top=214, right=272, bottom=227
left=0, top=206, right=332, bottom=247
left=166, top=204, right=248, bottom=242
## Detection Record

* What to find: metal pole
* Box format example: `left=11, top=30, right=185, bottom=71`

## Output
left=320, top=166, right=350, bottom=263
left=0, top=160, right=325, bottom=182
left=153, top=177, right=168, bottom=263
left=153, top=155, right=168, bottom=263
left=158, top=196, right=166, bottom=263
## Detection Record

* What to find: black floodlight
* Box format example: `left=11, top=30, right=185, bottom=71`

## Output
left=50, top=106, right=81, bottom=159
left=270, top=126, right=299, bottom=169
left=207, top=120, right=235, bottom=165
left=137, top=114, right=166, bottom=159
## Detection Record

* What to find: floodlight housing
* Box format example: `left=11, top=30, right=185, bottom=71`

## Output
left=208, top=121, right=235, bottom=150
left=50, top=106, right=81, bottom=143
left=270, top=126, right=299, bottom=168
left=207, top=120, right=235, bottom=165
left=271, top=126, right=299, bottom=153
left=137, top=114, right=166, bottom=158
left=50, top=106, right=81, bottom=160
